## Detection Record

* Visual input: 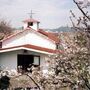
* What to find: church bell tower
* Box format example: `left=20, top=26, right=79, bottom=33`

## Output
left=23, top=10, right=40, bottom=30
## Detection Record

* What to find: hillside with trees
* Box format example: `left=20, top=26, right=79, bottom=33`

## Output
left=46, top=26, right=75, bottom=32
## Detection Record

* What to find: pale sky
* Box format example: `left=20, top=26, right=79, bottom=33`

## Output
left=0, top=0, right=84, bottom=29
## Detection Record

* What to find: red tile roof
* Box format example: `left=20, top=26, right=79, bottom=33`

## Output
left=38, top=29, right=60, bottom=43
left=1, top=28, right=59, bottom=44
left=23, top=18, right=40, bottom=23
left=0, top=44, right=62, bottom=54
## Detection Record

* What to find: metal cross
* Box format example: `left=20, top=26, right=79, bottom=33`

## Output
left=28, top=10, right=35, bottom=18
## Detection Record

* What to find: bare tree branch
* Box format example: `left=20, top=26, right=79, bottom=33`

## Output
left=73, top=0, right=90, bottom=21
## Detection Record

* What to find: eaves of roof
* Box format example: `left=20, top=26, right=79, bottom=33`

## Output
left=23, top=18, right=40, bottom=23
left=0, top=44, right=62, bottom=54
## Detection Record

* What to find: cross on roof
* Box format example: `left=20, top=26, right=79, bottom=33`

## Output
left=28, top=10, right=35, bottom=19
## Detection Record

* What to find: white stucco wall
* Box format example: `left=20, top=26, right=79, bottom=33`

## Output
left=25, top=31, right=56, bottom=49
left=0, top=51, right=17, bottom=70
left=0, top=50, right=48, bottom=70
left=23, top=23, right=27, bottom=29
left=2, top=30, right=56, bottom=50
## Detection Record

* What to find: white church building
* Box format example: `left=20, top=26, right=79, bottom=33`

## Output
left=0, top=17, right=60, bottom=72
